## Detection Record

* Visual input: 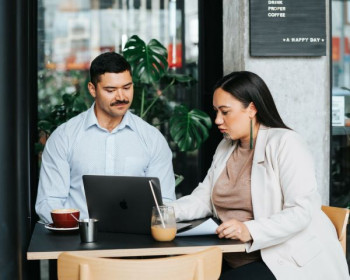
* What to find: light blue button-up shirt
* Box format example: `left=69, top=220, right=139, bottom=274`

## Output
left=35, top=104, right=176, bottom=223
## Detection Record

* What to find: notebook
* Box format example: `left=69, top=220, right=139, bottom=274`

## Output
left=83, top=175, right=163, bottom=234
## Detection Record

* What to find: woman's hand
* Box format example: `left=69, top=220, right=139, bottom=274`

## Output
left=216, top=218, right=252, bottom=242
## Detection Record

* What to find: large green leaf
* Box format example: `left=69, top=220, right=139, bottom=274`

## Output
left=161, top=73, right=195, bottom=85
left=170, top=105, right=212, bottom=152
left=123, top=35, right=168, bottom=84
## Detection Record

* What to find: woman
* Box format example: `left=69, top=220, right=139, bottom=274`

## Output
left=171, top=71, right=349, bottom=279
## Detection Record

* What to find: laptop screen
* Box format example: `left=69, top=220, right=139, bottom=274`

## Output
left=83, top=175, right=162, bottom=234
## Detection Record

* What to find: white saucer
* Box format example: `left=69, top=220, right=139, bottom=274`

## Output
left=45, top=223, right=79, bottom=232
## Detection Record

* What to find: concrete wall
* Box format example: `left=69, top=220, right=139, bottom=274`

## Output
left=223, top=0, right=330, bottom=203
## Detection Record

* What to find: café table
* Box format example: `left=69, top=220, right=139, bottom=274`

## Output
left=27, top=222, right=245, bottom=260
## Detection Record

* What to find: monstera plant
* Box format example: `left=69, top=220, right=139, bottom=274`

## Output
left=123, top=35, right=212, bottom=152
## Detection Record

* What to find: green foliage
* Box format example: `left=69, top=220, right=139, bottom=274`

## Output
left=170, top=106, right=211, bottom=152
left=37, top=92, right=89, bottom=135
left=123, top=35, right=212, bottom=152
left=37, top=69, right=93, bottom=155
left=123, top=36, right=168, bottom=84
left=38, top=69, right=92, bottom=115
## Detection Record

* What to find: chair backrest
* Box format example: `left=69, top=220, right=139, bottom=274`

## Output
left=57, top=247, right=222, bottom=280
left=321, top=205, right=349, bottom=254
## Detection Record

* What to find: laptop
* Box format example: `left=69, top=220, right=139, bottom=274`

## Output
left=83, top=175, right=163, bottom=234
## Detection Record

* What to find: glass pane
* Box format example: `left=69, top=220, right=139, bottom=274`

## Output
left=331, top=0, right=350, bottom=209
left=37, top=0, right=200, bottom=197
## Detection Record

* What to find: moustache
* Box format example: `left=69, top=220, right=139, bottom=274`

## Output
left=110, top=100, right=130, bottom=106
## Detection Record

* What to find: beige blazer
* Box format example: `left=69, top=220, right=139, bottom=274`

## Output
left=171, top=126, right=349, bottom=280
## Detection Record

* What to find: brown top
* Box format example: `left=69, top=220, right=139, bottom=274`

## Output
left=212, top=140, right=261, bottom=268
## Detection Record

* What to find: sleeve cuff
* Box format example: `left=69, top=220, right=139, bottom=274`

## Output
left=244, top=220, right=260, bottom=252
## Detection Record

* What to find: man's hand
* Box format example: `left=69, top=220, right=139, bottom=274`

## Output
left=216, top=218, right=252, bottom=242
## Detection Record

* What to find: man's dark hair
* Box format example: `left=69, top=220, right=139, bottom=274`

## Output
left=214, top=71, right=290, bottom=129
left=90, top=52, right=132, bottom=86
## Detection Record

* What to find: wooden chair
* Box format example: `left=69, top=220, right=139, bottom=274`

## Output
left=57, top=247, right=222, bottom=280
left=321, top=205, right=350, bottom=254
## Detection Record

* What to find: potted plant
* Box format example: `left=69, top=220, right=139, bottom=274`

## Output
left=123, top=35, right=212, bottom=153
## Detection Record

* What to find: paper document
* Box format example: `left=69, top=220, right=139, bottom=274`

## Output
left=176, top=218, right=219, bottom=236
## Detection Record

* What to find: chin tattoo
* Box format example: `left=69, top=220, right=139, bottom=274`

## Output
left=222, top=132, right=231, bottom=140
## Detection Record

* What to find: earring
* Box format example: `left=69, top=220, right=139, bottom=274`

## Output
left=250, top=118, right=253, bottom=150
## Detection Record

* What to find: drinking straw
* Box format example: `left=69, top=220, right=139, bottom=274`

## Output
left=70, top=213, right=79, bottom=222
left=148, top=180, right=166, bottom=228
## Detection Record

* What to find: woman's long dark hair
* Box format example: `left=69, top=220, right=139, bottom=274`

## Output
left=214, top=71, right=290, bottom=129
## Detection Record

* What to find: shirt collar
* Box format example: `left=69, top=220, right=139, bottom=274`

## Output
left=112, top=110, right=133, bottom=132
left=84, top=103, right=135, bottom=132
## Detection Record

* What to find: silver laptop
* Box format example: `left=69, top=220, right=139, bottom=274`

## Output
left=83, top=175, right=163, bottom=234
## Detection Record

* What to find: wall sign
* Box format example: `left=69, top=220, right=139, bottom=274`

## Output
left=250, top=0, right=326, bottom=56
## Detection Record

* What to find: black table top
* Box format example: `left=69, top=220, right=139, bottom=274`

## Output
left=27, top=223, right=245, bottom=260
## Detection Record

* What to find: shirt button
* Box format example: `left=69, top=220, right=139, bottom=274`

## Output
left=277, top=259, right=284, bottom=265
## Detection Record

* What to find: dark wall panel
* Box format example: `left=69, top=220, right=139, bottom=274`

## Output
left=0, top=0, right=38, bottom=279
left=198, top=0, right=223, bottom=180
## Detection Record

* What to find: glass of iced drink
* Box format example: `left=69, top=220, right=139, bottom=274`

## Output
left=151, top=206, right=177, bottom=241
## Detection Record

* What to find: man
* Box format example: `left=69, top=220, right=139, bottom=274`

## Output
left=36, top=52, right=176, bottom=223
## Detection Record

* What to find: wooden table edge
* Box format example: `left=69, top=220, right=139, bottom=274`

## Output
left=27, top=243, right=246, bottom=260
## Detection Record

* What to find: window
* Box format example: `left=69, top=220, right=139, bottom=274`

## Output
left=331, top=0, right=350, bottom=208
left=37, top=0, right=201, bottom=196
